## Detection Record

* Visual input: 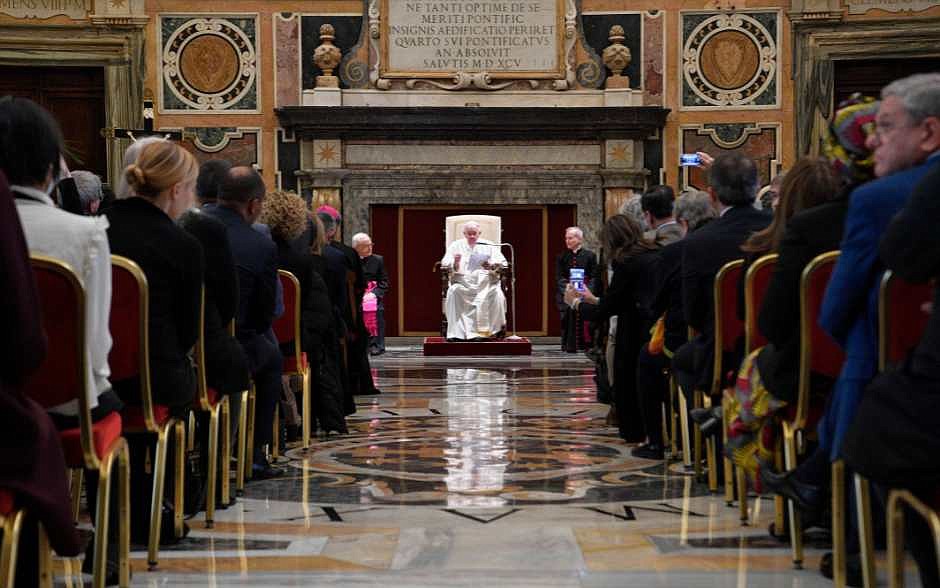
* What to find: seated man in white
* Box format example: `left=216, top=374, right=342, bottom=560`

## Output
left=440, top=221, right=508, bottom=340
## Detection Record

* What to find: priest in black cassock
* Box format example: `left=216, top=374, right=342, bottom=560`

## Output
left=555, top=226, right=598, bottom=352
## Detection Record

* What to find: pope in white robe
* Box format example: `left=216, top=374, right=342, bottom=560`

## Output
left=440, top=221, right=508, bottom=340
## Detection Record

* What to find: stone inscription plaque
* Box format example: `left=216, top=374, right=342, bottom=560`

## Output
left=0, top=0, right=89, bottom=19
left=382, top=0, right=563, bottom=78
left=845, top=0, right=939, bottom=13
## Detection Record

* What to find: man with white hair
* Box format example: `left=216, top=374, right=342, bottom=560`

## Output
left=353, top=232, right=389, bottom=355
left=70, top=170, right=104, bottom=215
left=555, top=226, right=597, bottom=352
left=440, top=220, right=508, bottom=340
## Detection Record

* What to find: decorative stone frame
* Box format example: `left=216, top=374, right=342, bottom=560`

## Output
left=0, top=23, right=147, bottom=185
left=297, top=169, right=611, bottom=252
left=792, top=17, right=940, bottom=156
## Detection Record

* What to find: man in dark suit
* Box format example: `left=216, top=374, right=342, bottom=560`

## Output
left=673, top=153, right=771, bottom=403
left=555, top=226, right=598, bottom=352
left=353, top=232, right=390, bottom=356
left=843, top=161, right=940, bottom=588
left=204, top=167, right=283, bottom=478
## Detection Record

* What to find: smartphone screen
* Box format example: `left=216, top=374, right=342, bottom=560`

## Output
left=680, top=153, right=701, bottom=166
left=569, top=268, right=585, bottom=291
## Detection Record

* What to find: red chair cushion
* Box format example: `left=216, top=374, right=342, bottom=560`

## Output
left=207, top=387, right=220, bottom=406
left=0, top=488, right=14, bottom=516
left=719, top=264, right=745, bottom=354
left=283, top=352, right=308, bottom=375
left=59, top=411, right=123, bottom=468
left=122, top=403, right=171, bottom=430
left=273, top=272, right=299, bottom=345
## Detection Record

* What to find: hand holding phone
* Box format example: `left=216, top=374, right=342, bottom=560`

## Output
left=569, top=268, right=585, bottom=292
left=680, top=153, right=702, bottom=166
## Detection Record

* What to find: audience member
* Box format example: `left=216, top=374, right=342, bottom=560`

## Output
left=1, top=95, right=123, bottom=581
left=565, top=214, right=657, bottom=442
left=260, top=191, right=348, bottom=435
left=632, top=190, right=717, bottom=459
left=204, top=167, right=284, bottom=478
left=3, top=96, right=118, bottom=420
left=641, top=185, right=683, bottom=247
left=843, top=160, right=940, bottom=588
left=756, top=172, right=785, bottom=211
left=71, top=170, right=104, bottom=215
left=555, top=226, right=598, bottom=353
left=114, top=136, right=166, bottom=199
left=672, top=153, right=771, bottom=410
left=0, top=170, right=82, bottom=586
left=353, top=232, right=389, bottom=356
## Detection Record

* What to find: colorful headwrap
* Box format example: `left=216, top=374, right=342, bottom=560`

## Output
left=315, top=204, right=341, bottom=221
left=823, top=93, right=879, bottom=185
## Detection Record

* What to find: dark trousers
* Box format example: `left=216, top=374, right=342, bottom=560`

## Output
left=636, top=346, right=670, bottom=447
left=242, top=330, right=283, bottom=459
left=672, top=341, right=701, bottom=404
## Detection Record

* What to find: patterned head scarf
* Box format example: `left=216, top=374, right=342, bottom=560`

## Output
left=823, top=93, right=879, bottom=185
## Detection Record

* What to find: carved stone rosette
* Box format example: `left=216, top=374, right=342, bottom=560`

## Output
left=314, top=23, right=342, bottom=88
left=602, top=25, right=631, bottom=89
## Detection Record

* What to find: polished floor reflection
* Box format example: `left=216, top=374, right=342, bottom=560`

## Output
left=58, top=346, right=920, bottom=586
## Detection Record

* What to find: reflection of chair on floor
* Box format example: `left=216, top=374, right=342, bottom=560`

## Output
left=435, top=215, right=511, bottom=338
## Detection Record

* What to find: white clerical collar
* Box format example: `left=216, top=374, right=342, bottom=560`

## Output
left=10, top=184, right=55, bottom=206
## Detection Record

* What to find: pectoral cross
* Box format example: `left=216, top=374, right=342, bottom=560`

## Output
left=100, top=99, right=183, bottom=142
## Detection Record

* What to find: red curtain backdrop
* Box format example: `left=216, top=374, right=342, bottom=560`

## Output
left=370, top=205, right=575, bottom=336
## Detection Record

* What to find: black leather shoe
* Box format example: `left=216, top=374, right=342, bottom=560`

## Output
left=690, top=407, right=715, bottom=424
left=631, top=443, right=665, bottom=460
left=759, top=468, right=821, bottom=513
left=819, top=552, right=864, bottom=587
left=690, top=407, right=722, bottom=437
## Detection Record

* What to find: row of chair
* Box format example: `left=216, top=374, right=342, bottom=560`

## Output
left=667, top=249, right=937, bottom=588
left=0, top=256, right=311, bottom=588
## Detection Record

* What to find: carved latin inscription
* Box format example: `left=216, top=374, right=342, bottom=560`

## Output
left=383, top=0, right=563, bottom=78
left=0, top=0, right=89, bottom=19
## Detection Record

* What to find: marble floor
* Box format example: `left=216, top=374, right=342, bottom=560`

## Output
left=59, top=346, right=923, bottom=587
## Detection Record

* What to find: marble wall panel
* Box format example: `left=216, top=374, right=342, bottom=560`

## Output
left=177, top=127, right=260, bottom=168
left=642, top=11, right=664, bottom=107
left=158, top=14, right=259, bottom=113
left=275, top=13, right=301, bottom=108
left=680, top=123, right=780, bottom=190
left=345, top=144, right=601, bottom=167
left=680, top=11, right=779, bottom=110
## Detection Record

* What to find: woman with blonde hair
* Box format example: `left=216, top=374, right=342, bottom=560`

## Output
left=106, top=140, right=203, bottom=543
left=260, top=190, right=348, bottom=435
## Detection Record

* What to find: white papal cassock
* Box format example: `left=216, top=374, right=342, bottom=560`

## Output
left=440, top=238, right=508, bottom=340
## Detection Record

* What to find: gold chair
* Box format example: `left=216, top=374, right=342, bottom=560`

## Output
left=731, top=253, right=779, bottom=524
left=192, top=287, right=235, bottom=528
left=110, top=255, right=186, bottom=570
left=273, top=269, right=312, bottom=451
left=843, top=270, right=934, bottom=588
left=886, top=490, right=940, bottom=588
left=28, top=255, right=131, bottom=588
left=781, top=250, right=843, bottom=570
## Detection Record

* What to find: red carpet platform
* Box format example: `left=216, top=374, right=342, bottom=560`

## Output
left=423, top=336, right=532, bottom=356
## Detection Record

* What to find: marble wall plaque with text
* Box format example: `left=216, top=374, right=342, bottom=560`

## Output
left=845, top=0, right=939, bottom=13
left=382, top=0, right=564, bottom=78
left=0, top=0, right=89, bottom=19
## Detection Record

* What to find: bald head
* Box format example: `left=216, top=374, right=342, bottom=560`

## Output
left=219, top=166, right=265, bottom=204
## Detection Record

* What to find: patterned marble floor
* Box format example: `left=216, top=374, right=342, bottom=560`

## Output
left=58, top=346, right=922, bottom=586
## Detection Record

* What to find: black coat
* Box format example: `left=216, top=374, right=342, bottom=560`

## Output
left=555, top=248, right=598, bottom=312
left=107, top=198, right=203, bottom=408
left=275, top=240, right=349, bottom=431
left=649, top=239, right=687, bottom=354
left=179, top=210, right=250, bottom=395
left=681, top=205, right=771, bottom=386
left=755, top=199, right=847, bottom=402
left=361, top=254, right=389, bottom=298
left=580, top=252, right=658, bottom=441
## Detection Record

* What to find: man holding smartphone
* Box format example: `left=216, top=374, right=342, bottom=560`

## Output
left=556, top=226, right=597, bottom=353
